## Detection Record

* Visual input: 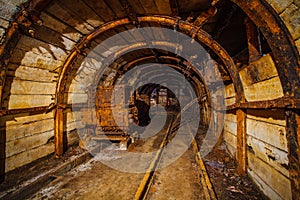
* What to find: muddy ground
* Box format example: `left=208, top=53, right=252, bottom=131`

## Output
left=203, top=143, right=267, bottom=200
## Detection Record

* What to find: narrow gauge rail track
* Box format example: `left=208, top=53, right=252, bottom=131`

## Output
left=134, top=113, right=217, bottom=200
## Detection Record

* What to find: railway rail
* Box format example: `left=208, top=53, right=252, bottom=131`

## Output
left=26, top=111, right=217, bottom=199
left=134, top=113, right=217, bottom=200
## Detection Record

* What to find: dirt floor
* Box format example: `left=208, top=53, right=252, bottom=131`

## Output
left=147, top=149, right=205, bottom=200
left=27, top=115, right=206, bottom=200
left=0, top=144, right=87, bottom=199
left=1, top=114, right=267, bottom=200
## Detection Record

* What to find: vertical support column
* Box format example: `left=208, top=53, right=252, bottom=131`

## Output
left=0, top=125, right=5, bottom=183
left=244, top=17, right=262, bottom=63
left=236, top=109, right=247, bottom=175
left=55, top=108, right=64, bottom=157
left=286, top=110, right=300, bottom=200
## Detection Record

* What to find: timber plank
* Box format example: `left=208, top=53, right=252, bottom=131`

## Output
left=248, top=153, right=292, bottom=200
left=104, top=0, right=126, bottom=18
left=46, top=1, right=94, bottom=34
left=5, top=143, right=54, bottom=173
left=7, top=64, right=56, bottom=83
left=6, top=94, right=52, bottom=109
left=247, top=118, right=287, bottom=151
left=15, top=35, right=68, bottom=62
left=59, top=0, right=105, bottom=28
left=6, top=130, right=54, bottom=157
left=139, top=0, right=159, bottom=14
left=40, top=12, right=83, bottom=42
left=247, top=135, right=289, bottom=177
left=153, top=0, right=172, bottom=15
left=84, top=0, right=116, bottom=22
left=10, top=49, right=64, bottom=71
left=5, top=118, right=54, bottom=142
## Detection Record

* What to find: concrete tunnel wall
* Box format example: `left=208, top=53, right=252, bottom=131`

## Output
left=0, top=0, right=299, bottom=199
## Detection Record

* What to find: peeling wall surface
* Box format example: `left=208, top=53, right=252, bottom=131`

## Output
left=0, top=0, right=299, bottom=199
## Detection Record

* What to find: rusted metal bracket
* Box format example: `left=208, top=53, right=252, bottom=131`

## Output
left=286, top=110, right=300, bottom=200
left=0, top=106, right=49, bottom=117
left=231, top=0, right=300, bottom=98
left=226, top=97, right=300, bottom=110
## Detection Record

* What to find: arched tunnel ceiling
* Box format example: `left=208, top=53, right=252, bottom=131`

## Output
left=0, top=0, right=299, bottom=111
left=2, top=0, right=295, bottom=107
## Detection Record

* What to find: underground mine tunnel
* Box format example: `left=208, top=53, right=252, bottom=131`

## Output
left=0, top=0, right=300, bottom=199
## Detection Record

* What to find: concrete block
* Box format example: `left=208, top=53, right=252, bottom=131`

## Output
left=0, top=2, right=18, bottom=20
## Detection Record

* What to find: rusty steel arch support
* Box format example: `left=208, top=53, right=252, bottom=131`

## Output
left=110, top=56, right=208, bottom=99
left=56, top=16, right=244, bottom=105
left=231, top=0, right=300, bottom=198
left=55, top=15, right=245, bottom=157
left=114, top=56, right=208, bottom=95
left=88, top=41, right=210, bottom=96
left=55, top=16, right=244, bottom=157
left=231, top=0, right=300, bottom=97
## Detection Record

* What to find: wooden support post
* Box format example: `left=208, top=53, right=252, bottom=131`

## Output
left=236, top=109, right=247, bottom=175
left=244, top=17, right=262, bottom=63
left=54, top=108, right=64, bottom=157
left=0, top=127, right=5, bottom=183
left=286, top=110, right=300, bottom=200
